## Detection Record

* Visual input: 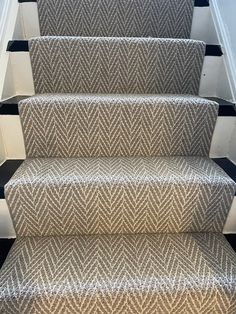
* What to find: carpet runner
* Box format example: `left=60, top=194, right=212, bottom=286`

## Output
left=1, top=233, right=236, bottom=313
left=37, top=0, right=195, bottom=38
left=1, top=0, right=236, bottom=312
left=29, top=37, right=205, bottom=95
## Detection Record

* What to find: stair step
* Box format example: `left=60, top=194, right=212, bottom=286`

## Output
left=28, top=37, right=205, bottom=95
left=5, top=156, right=235, bottom=236
left=19, top=94, right=218, bottom=158
left=2, top=95, right=235, bottom=116
left=1, top=232, right=236, bottom=312
left=7, top=40, right=221, bottom=56
left=35, top=0, right=194, bottom=38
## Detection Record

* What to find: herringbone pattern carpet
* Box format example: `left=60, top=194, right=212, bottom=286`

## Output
left=5, top=157, right=235, bottom=236
left=37, top=0, right=194, bottom=38
left=29, top=37, right=205, bottom=95
left=19, top=94, right=218, bottom=158
left=3, top=1, right=236, bottom=312
left=1, top=233, right=236, bottom=314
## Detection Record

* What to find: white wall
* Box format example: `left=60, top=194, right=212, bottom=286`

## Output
left=211, top=0, right=236, bottom=102
left=210, top=0, right=236, bottom=163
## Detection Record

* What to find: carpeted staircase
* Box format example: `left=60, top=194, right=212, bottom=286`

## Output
left=1, top=0, right=236, bottom=313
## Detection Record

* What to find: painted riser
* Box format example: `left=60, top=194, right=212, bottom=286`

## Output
left=19, top=3, right=218, bottom=43
left=0, top=114, right=235, bottom=160
left=3, top=52, right=229, bottom=100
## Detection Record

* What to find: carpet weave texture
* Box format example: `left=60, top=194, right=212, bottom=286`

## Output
left=29, top=37, right=205, bottom=95
left=5, top=156, right=235, bottom=236
left=1, top=233, right=236, bottom=314
left=2, top=0, right=236, bottom=312
left=37, top=0, right=194, bottom=38
left=19, top=94, right=218, bottom=158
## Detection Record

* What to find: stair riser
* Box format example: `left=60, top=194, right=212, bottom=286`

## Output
left=1, top=115, right=235, bottom=160
left=28, top=37, right=205, bottom=95
left=19, top=2, right=215, bottom=42
left=4, top=52, right=226, bottom=100
left=1, top=196, right=236, bottom=238
left=19, top=96, right=218, bottom=158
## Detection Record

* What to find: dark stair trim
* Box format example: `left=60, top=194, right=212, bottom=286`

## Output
left=0, top=96, right=30, bottom=115
left=206, top=97, right=236, bottom=117
left=225, top=235, right=236, bottom=253
left=7, top=40, right=29, bottom=52
left=0, top=239, right=15, bottom=269
left=7, top=40, right=222, bottom=56
left=205, top=45, right=223, bottom=56
left=0, top=160, right=24, bottom=199
left=213, top=158, right=236, bottom=188
left=1, top=96, right=235, bottom=116
left=18, top=0, right=37, bottom=2
left=18, top=0, right=209, bottom=6
left=194, top=0, right=209, bottom=7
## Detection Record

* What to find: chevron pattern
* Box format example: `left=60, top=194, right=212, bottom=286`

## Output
left=29, top=37, right=206, bottom=95
left=37, top=0, right=195, bottom=38
left=3, top=0, right=236, bottom=312
left=1, top=233, right=236, bottom=314
left=5, top=156, right=235, bottom=236
left=19, top=94, right=218, bottom=158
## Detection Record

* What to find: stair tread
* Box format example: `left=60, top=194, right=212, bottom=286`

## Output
left=29, top=37, right=205, bottom=95
left=19, top=94, right=218, bottom=158
left=1, top=232, right=236, bottom=312
left=5, top=156, right=235, bottom=236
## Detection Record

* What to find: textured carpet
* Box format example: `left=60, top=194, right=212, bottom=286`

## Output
left=19, top=94, right=218, bottom=158
left=37, top=0, right=194, bottom=38
left=1, top=233, right=236, bottom=313
left=3, top=0, right=236, bottom=312
left=29, top=37, right=205, bottom=95
left=5, top=156, right=235, bottom=237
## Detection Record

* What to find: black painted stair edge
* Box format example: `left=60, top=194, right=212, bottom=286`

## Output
left=18, top=0, right=37, bottom=2
left=0, top=96, right=30, bottom=115
left=195, top=0, right=209, bottom=6
left=213, top=158, right=236, bottom=187
left=0, top=160, right=24, bottom=199
left=1, top=96, right=235, bottom=116
left=0, top=239, right=15, bottom=269
left=205, top=45, right=223, bottom=57
left=225, top=235, right=236, bottom=253
left=7, top=40, right=29, bottom=52
left=206, top=97, right=236, bottom=117
left=7, top=40, right=222, bottom=56
left=18, top=0, right=210, bottom=6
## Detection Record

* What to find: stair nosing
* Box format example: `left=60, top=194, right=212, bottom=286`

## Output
left=1, top=96, right=235, bottom=116
left=18, top=0, right=210, bottom=7
left=6, top=40, right=222, bottom=56
left=1, top=157, right=236, bottom=199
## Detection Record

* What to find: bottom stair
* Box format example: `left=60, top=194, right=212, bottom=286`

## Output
left=1, top=233, right=236, bottom=313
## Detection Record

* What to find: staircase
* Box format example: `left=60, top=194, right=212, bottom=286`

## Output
left=1, top=0, right=236, bottom=313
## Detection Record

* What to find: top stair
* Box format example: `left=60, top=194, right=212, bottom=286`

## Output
left=37, top=0, right=195, bottom=38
